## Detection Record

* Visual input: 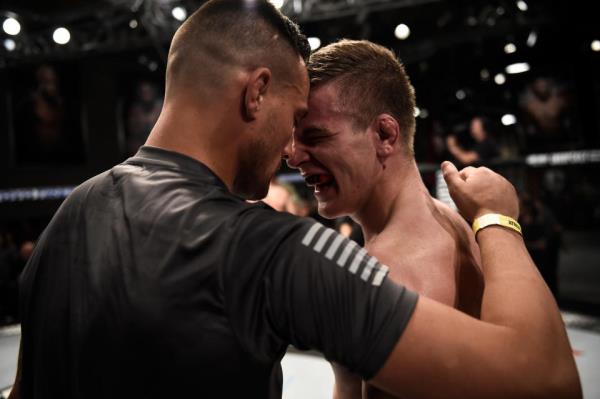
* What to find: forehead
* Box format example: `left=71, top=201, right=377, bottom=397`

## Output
left=303, top=82, right=346, bottom=122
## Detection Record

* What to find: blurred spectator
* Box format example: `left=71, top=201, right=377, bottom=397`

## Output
left=14, top=64, right=84, bottom=164
left=263, top=180, right=291, bottom=212
left=126, top=81, right=163, bottom=155
left=519, top=77, right=574, bottom=152
left=335, top=217, right=364, bottom=246
left=446, top=116, right=499, bottom=166
left=263, top=179, right=311, bottom=217
left=520, top=193, right=562, bottom=298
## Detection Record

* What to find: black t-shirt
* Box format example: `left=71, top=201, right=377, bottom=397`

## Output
left=19, top=146, right=418, bottom=398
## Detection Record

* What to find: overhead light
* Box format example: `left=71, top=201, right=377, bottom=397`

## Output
left=501, top=114, right=517, bottom=126
left=455, top=89, right=466, bottom=100
left=494, top=73, right=506, bottom=85
left=516, top=0, right=528, bottom=11
left=505, top=62, right=530, bottom=74
left=171, top=6, right=187, bottom=21
left=3, top=38, right=16, bottom=51
left=527, top=31, right=537, bottom=47
left=413, top=107, right=420, bottom=117
left=308, top=37, right=321, bottom=51
left=504, top=43, right=517, bottom=54
left=591, top=40, right=600, bottom=52
left=269, top=0, right=284, bottom=9
left=52, top=27, right=71, bottom=45
left=394, top=24, right=410, bottom=40
left=480, top=68, right=490, bottom=81
left=129, top=19, right=138, bottom=29
left=2, top=17, right=21, bottom=36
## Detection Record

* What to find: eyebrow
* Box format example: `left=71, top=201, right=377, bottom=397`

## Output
left=301, top=125, right=334, bottom=136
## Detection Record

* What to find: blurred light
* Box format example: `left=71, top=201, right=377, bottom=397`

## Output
left=496, top=6, right=505, bottom=15
left=505, top=62, right=530, bottom=74
left=480, top=68, right=490, bottom=81
left=148, top=61, right=158, bottom=71
left=591, top=40, right=600, bottom=52
left=129, top=19, right=138, bottom=29
left=466, top=16, right=478, bottom=26
left=413, top=107, right=420, bottom=117
left=3, top=17, right=21, bottom=36
left=308, top=37, right=321, bottom=51
left=504, top=43, right=517, bottom=54
left=419, top=108, right=429, bottom=119
left=455, top=89, right=466, bottom=100
left=394, top=24, right=410, bottom=40
left=3, top=38, right=16, bottom=51
left=269, top=0, right=284, bottom=8
left=52, top=27, right=70, bottom=45
left=494, top=73, right=506, bottom=85
left=171, top=6, right=187, bottom=21
left=501, top=114, right=517, bottom=126
left=516, top=0, right=528, bottom=11
left=527, top=31, right=537, bottom=47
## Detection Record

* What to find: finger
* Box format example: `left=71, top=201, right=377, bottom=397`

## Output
left=459, top=166, right=477, bottom=181
left=441, top=161, right=464, bottom=188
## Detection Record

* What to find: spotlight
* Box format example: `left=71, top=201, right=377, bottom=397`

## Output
left=308, top=37, right=321, bottom=51
left=455, top=89, right=466, bottom=100
left=516, top=0, right=528, bottom=11
left=504, top=43, right=517, bottom=54
left=53, top=27, right=71, bottom=45
left=129, top=19, right=138, bottom=29
left=505, top=62, right=530, bottom=74
left=394, top=24, right=410, bottom=40
left=3, top=38, right=16, bottom=51
left=269, top=0, right=284, bottom=9
left=501, top=114, right=517, bottom=126
left=527, top=31, right=537, bottom=47
left=2, top=17, right=21, bottom=36
left=494, top=73, right=506, bottom=85
left=591, top=40, right=600, bottom=52
left=171, top=6, right=187, bottom=21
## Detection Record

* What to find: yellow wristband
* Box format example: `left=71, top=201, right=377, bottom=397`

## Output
left=472, top=214, right=522, bottom=237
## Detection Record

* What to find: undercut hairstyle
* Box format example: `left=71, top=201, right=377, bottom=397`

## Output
left=308, top=40, right=417, bottom=157
left=166, top=0, right=310, bottom=96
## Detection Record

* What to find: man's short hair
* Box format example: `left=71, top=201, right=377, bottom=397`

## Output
left=308, top=40, right=416, bottom=156
left=167, top=0, right=310, bottom=94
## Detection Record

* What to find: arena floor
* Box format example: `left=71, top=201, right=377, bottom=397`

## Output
left=1, top=313, right=599, bottom=398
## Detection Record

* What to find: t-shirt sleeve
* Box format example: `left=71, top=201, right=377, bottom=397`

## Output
left=223, top=207, right=418, bottom=380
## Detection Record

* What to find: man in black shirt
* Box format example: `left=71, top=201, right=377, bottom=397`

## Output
left=10, top=1, right=580, bottom=398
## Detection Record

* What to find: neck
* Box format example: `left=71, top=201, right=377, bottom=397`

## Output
left=353, top=158, right=431, bottom=245
left=145, top=100, right=239, bottom=191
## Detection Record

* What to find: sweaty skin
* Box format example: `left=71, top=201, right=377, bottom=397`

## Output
left=333, top=192, right=484, bottom=399
left=287, top=81, right=483, bottom=399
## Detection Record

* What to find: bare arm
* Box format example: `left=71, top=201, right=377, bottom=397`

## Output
left=370, top=162, right=580, bottom=399
left=446, top=135, right=480, bottom=165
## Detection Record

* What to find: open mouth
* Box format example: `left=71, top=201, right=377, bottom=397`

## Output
left=304, top=173, right=335, bottom=195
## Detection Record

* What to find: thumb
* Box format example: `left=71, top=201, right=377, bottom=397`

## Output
left=441, top=161, right=463, bottom=190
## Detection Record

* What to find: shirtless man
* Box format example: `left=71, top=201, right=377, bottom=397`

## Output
left=285, top=39, right=484, bottom=398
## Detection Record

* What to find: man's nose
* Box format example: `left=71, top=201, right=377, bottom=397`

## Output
left=282, top=138, right=309, bottom=169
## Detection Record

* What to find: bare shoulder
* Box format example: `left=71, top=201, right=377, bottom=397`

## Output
left=431, top=199, right=481, bottom=265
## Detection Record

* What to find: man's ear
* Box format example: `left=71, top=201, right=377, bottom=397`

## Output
left=373, top=114, right=400, bottom=159
left=242, top=67, right=272, bottom=122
